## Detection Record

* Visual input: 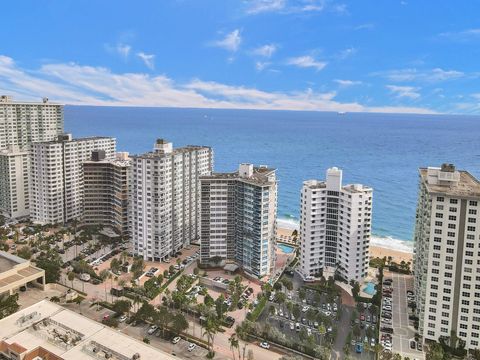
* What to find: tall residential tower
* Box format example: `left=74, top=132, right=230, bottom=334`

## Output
left=0, top=96, right=63, bottom=220
left=130, top=139, right=213, bottom=261
left=200, top=163, right=277, bottom=278
left=83, top=151, right=131, bottom=236
left=413, top=164, right=480, bottom=350
left=30, top=134, right=116, bottom=224
left=299, top=167, right=372, bottom=282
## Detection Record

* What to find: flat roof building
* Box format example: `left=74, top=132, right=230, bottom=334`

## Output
left=200, top=164, right=278, bottom=278
left=0, top=251, right=45, bottom=296
left=414, top=164, right=480, bottom=350
left=299, top=167, right=373, bottom=282
left=0, top=300, right=178, bottom=360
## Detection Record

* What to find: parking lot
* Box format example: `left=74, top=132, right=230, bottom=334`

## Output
left=382, top=272, right=424, bottom=359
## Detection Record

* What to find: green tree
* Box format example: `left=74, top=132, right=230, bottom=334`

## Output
left=112, top=300, right=132, bottom=315
left=298, top=288, right=306, bottom=301
left=110, top=258, right=121, bottom=273
left=99, top=269, right=110, bottom=301
left=229, top=334, right=239, bottom=360
left=0, top=293, right=19, bottom=319
left=425, top=342, right=445, bottom=360
left=203, top=316, right=221, bottom=357
left=215, top=294, right=228, bottom=318
left=17, top=246, right=32, bottom=260
left=67, top=271, right=75, bottom=289
left=35, top=251, right=62, bottom=283
left=193, top=267, right=199, bottom=276
left=171, top=312, right=189, bottom=336
left=156, top=305, right=173, bottom=337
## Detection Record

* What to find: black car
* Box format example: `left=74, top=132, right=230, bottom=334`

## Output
left=410, top=341, right=416, bottom=349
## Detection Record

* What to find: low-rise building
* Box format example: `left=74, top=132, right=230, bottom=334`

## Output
left=0, top=251, right=45, bottom=296
left=0, top=300, right=178, bottom=360
left=275, top=227, right=297, bottom=245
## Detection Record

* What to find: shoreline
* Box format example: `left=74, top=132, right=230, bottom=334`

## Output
left=276, top=219, right=414, bottom=264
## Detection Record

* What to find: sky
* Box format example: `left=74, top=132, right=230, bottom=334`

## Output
left=1, top=0, right=480, bottom=114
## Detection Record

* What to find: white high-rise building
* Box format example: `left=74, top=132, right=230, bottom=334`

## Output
left=0, top=146, right=29, bottom=219
left=299, top=167, right=372, bottom=282
left=130, top=139, right=213, bottom=261
left=413, top=164, right=480, bottom=350
left=199, top=164, right=277, bottom=279
left=30, top=134, right=116, bottom=224
left=0, top=96, right=63, bottom=220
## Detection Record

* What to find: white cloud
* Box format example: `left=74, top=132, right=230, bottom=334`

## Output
left=245, top=0, right=330, bottom=14
left=375, top=68, right=465, bottom=83
left=255, top=61, right=271, bottom=71
left=245, top=0, right=286, bottom=14
left=386, top=85, right=421, bottom=99
left=0, top=55, right=436, bottom=114
left=212, top=30, right=242, bottom=52
left=287, top=55, right=327, bottom=71
left=252, top=44, right=277, bottom=58
left=336, top=46, right=357, bottom=60
left=354, top=23, right=375, bottom=31
left=136, top=52, right=155, bottom=69
left=334, top=79, right=362, bottom=87
left=105, top=43, right=132, bottom=59
left=439, top=28, right=480, bottom=41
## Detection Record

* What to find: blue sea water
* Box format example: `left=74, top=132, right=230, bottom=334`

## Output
left=64, top=106, right=480, bottom=248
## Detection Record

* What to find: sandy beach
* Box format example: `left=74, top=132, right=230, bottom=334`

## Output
left=369, top=245, right=413, bottom=264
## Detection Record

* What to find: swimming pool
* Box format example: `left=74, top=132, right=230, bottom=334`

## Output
left=363, top=282, right=376, bottom=296
left=278, top=244, right=295, bottom=254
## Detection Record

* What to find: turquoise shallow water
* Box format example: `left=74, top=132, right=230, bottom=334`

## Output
left=363, top=282, right=376, bottom=296
left=278, top=244, right=295, bottom=254
left=65, top=106, right=480, bottom=245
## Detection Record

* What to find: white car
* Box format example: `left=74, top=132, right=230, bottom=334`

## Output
left=278, top=309, right=283, bottom=317
left=188, top=343, right=196, bottom=352
left=259, top=342, right=270, bottom=349
left=290, top=322, right=294, bottom=330
left=302, top=306, right=309, bottom=312
left=118, top=315, right=127, bottom=322
left=172, top=336, right=181, bottom=344
left=307, top=328, right=312, bottom=336
left=147, top=325, right=158, bottom=335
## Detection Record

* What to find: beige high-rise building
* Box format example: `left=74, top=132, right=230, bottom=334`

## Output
left=83, top=151, right=131, bottom=236
left=414, top=164, right=480, bottom=350
left=0, top=96, right=63, bottom=220
left=130, top=139, right=213, bottom=261
left=30, top=134, right=116, bottom=225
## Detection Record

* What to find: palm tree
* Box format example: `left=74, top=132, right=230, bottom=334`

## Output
left=99, top=269, right=110, bottom=301
left=228, top=334, right=239, bottom=360
left=203, top=316, right=220, bottom=357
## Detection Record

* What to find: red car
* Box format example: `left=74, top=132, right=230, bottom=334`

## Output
left=360, top=314, right=365, bottom=321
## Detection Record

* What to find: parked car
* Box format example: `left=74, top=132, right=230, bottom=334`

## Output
left=147, top=325, right=158, bottom=335
left=259, top=342, right=270, bottom=349
left=118, top=315, right=127, bottom=322
left=172, top=336, right=181, bottom=344
left=187, top=343, right=196, bottom=352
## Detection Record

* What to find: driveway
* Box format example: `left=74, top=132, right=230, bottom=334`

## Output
left=388, top=272, right=424, bottom=360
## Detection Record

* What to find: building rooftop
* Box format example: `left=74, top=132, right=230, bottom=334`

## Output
left=202, top=165, right=276, bottom=186
left=419, top=166, right=480, bottom=198
left=0, top=95, right=63, bottom=106
left=303, top=180, right=371, bottom=193
left=132, top=144, right=211, bottom=159
left=0, top=300, right=178, bottom=360
left=34, top=134, right=115, bottom=146
left=0, top=251, right=27, bottom=272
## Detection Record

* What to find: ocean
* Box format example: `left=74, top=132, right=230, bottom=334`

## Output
left=65, top=106, right=480, bottom=252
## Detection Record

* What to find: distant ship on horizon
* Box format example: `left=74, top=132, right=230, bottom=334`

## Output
left=337, top=111, right=347, bottom=115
